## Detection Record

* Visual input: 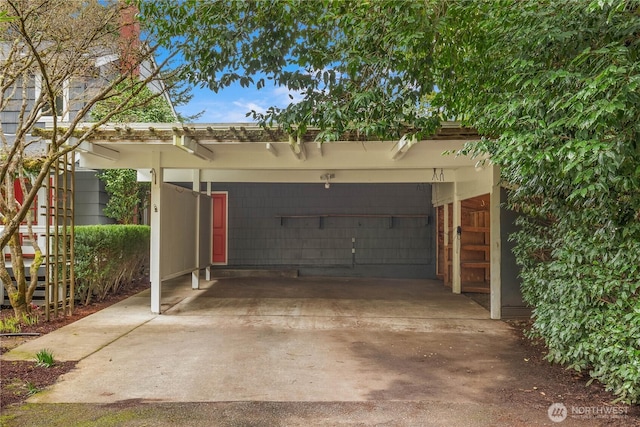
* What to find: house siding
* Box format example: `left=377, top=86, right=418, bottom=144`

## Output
left=500, top=187, right=530, bottom=318
left=75, top=170, right=115, bottom=225
left=2, top=76, right=36, bottom=135
left=2, top=73, right=113, bottom=224
left=212, top=183, right=435, bottom=279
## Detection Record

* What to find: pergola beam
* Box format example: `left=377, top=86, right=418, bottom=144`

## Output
left=391, top=134, right=417, bottom=161
left=289, top=135, right=307, bottom=161
left=77, top=141, right=120, bottom=161
left=173, top=135, right=215, bottom=161
left=266, top=142, right=278, bottom=157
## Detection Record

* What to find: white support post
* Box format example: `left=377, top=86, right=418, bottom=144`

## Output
left=205, top=181, right=212, bottom=281
left=192, top=169, right=201, bottom=290
left=489, top=165, right=502, bottom=319
left=150, top=152, right=163, bottom=314
left=452, top=183, right=462, bottom=294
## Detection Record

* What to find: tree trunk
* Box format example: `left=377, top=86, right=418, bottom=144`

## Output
left=1, top=230, right=34, bottom=318
left=10, top=296, right=29, bottom=319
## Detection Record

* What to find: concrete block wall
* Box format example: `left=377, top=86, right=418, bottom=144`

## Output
left=211, top=183, right=435, bottom=279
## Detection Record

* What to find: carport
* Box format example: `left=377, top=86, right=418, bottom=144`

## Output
left=77, top=121, right=522, bottom=319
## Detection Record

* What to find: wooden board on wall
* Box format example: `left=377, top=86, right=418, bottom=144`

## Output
left=460, top=194, right=490, bottom=293
left=436, top=205, right=444, bottom=280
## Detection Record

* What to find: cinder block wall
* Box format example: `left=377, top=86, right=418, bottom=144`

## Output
left=211, top=183, right=435, bottom=279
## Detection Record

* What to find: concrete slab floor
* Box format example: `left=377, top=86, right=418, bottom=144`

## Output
left=1, top=276, right=571, bottom=425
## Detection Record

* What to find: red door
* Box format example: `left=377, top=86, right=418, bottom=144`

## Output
left=212, top=193, right=227, bottom=263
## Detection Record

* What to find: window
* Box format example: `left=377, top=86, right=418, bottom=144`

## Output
left=34, top=74, right=69, bottom=121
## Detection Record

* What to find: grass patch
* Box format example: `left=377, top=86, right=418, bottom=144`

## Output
left=0, top=316, right=21, bottom=334
left=24, top=381, right=40, bottom=396
left=35, top=349, right=55, bottom=368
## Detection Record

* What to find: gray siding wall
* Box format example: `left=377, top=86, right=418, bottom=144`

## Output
left=2, top=73, right=115, bottom=226
left=500, top=187, right=530, bottom=318
left=75, top=170, right=115, bottom=225
left=2, top=78, right=36, bottom=135
left=2, top=72, right=98, bottom=135
left=212, top=183, right=435, bottom=279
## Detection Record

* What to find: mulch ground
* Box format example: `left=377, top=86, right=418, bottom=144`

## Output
left=504, top=320, right=639, bottom=416
left=0, top=280, right=150, bottom=408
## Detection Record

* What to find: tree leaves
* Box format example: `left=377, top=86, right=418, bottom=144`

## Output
left=136, top=0, right=441, bottom=139
left=90, top=80, right=176, bottom=123
left=453, top=0, right=640, bottom=404
left=97, top=169, right=146, bottom=225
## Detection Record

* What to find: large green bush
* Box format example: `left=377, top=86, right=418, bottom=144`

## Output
left=74, top=225, right=150, bottom=305
left=513, top=214, right=640, bottom=403
left=437, top=2, right=640, bottom=403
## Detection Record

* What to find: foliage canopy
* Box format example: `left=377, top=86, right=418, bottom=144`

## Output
left=137, top=0, right=444, bottom=140
left=437, top=1, right=640, bottom=403
left=91, top=80, right=176, bottom=123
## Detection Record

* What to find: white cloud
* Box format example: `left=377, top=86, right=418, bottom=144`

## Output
left=232, top=100, right=266, bottom=114
left=177, top=86, right=306, bottom=124
left=271, top=86, right=304, bottom=105
left=178, top=98, right=256, bottom=123
left=203, top=107, right=254, bottom=123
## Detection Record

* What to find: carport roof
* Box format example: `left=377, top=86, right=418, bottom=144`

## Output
left=39, top=121, right=485, bottom=183
left=78, top=121, right=479, bottom=143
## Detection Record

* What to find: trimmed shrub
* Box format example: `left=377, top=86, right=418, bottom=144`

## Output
left=74, top=225, right=150, bottom=305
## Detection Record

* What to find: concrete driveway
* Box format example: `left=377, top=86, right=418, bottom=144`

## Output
left=2, top=276, right=570, bottom=425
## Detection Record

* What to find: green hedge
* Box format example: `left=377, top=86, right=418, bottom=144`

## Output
left=74, top=225, right=150, bottom=305
left=515, top=216, right=640, bottom=404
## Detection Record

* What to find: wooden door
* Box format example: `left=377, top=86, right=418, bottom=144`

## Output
left=212, top=193, right=227, bottom=264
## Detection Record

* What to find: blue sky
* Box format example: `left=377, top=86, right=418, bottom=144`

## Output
left=155, top=46, right=304, bottom=124
left=176, top=81, right=304, bottom=124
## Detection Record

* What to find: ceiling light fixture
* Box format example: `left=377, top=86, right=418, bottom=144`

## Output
left=321, top=173, right=335, bottom=189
